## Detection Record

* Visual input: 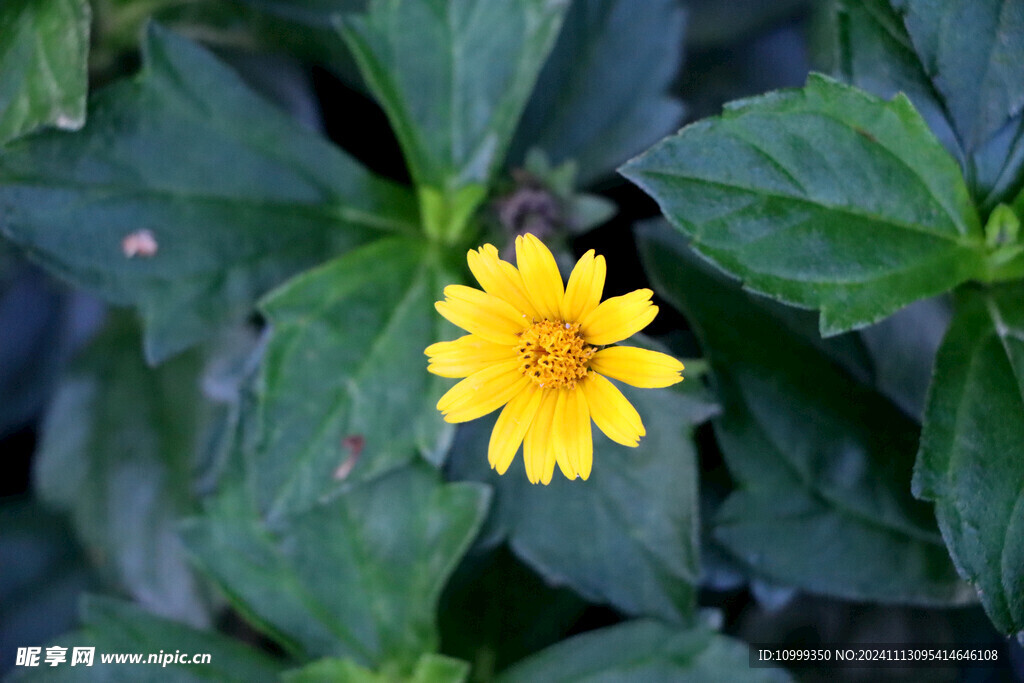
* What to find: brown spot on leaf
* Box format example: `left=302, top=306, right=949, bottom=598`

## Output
left=333, top=434, right=366, bottom=480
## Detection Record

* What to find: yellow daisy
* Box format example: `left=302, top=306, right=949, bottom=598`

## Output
left=426, top=233, right=684, bottom=484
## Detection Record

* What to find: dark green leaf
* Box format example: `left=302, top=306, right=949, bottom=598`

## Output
left=448, top=357, right=716, bottom=624
left=509, top=0, right=686, bottom=186
left=826, top=0, right=959, bottom=159
left=253, top=238, right=456, bottom=520
left=622, top=73, right=985, bottom=336
left=340, top=0, right=569, bottom=208
left=34, top=314, right=210, bottom=625
left=0, top=0, right=89, bottom=145
left=896, top=0, right=1024, bottom=154
left=0, top=23, right=417, bottom=363
left=8, top=596, right=285, bottom=682
left=638, top=222, right=972, bottom=605
left=180, top=465, right=490, bottom=669
left=914, top=284, right=1024, bottom=637
left=498, top=620, right=792, bottom=683
left=827, top=0, right=1024, bottom=209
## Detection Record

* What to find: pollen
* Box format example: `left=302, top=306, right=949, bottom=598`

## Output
left=516, top=320, right=594, bottom=389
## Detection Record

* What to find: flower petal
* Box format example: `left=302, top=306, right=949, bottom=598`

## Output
left=435, top=284, right=529, bottom=345
left=468, top=244, right=541, bottom=320
left=425, top=334, right=517, bottom=378
left=553, top=387, right=592, bottom=480
left=515, top=233, right=564, bottom=321
left=437, top=359, right=530, bottom=423
left=589, top=346, right=685, bottom=388
left=488, top=383, right=543, bottom=475
left=580, top=372, right=645, bottom=447
left=579, top=289, right=658, bottom=346
left=524, top=389, right=558, bottom=485
left=560, top=250, right=606, bottom=323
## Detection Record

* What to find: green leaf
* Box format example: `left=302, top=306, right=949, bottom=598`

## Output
left=448, top=358, right=717, bottom=624
left=253, top=238, right=456, bottom=520
left=638, top=222, right=973, bottom=605
left=8, top=596, right=285, bottom=682
left=913, top=284, right=1024, bottom=637
left=0, top=23, right=417, bottom=363
left=0, top=0, right=89, bottom=145
left=34, top=313, right=210, bottom=626
left=896, top=0, right=1024, bottom=154
left=498, top=620, right=792, bottom=683
left=509, top=0, right=686, bottom=186
left=621, top=73, right=985, bottom=336
left=825, top=0, right=959, bottom=158
left=284, top=654, right=469, bottom=683
left=827, top=0, right=1024, bottom=209
left=340, top=0, right=569, bottom=215
left=180, top=465, right=490, bottom=670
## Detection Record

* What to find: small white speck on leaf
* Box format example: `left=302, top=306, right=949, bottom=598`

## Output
left=122, top=230, right=158, bottom=258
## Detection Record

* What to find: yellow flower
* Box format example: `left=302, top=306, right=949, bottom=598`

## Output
left=426, top=233, right=684, bottom=484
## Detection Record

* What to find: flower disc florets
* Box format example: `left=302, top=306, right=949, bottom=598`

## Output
left=516, top=320, right=595, bottom=389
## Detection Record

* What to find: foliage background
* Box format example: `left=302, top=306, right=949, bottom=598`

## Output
left=1, top=0, right=1023, bottom=681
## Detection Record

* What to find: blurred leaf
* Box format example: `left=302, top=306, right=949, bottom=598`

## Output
left=7, top=596, right=285, bottom=682
left=622, top=73, right=985, bottom=336
left=498, top=620, right=792, bottom=682
left=0, top=501, right=94, bottom=674
left=253, top=238, right=456, bottom=520
left=339, top=0, right=569, bottom=204
left=0, top=0, right=89, bottom=145
left=284, top=654, right=469, bottom=683
left=448, top=357, right=717, bottom=624
left=509, top=0, right=686, bottom=186
left=638, top=222, right=973, bottom=605
left=895, top=0, right=1024, bottom=155
left=180, top=465, right=490, bottom=670
left=826, top=0, right=1024, bottom=210
left=914, top=284, right=1024, bottom=637
left=34, top=314, right=210, bottom=625
left=0, top=24, right=417, bottom=363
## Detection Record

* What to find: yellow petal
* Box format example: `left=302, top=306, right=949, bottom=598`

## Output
left=589, top=346, right=684, bottom=388
left=580, top=373, right=645, bottom=447
left=524, top=389, right=558, bottom=485
left=437, top=359, right=530, bottom=423
left=425, top=334, right=517, bottom=378
left=435, top=285, right=529, bottom=345
left=553, top=387, right=591, bottom=480
left=488, top=384, right=543, bottom=475
left=515, top=233, right=564, bottom=321
left=579, top=289, right=658, bottom=346
left=467, top=244, right=541, bottom=320
left=560, top=250, right=606, bottom=323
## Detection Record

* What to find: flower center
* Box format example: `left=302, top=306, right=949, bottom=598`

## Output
left=516, top=320, right=594, bottom=389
